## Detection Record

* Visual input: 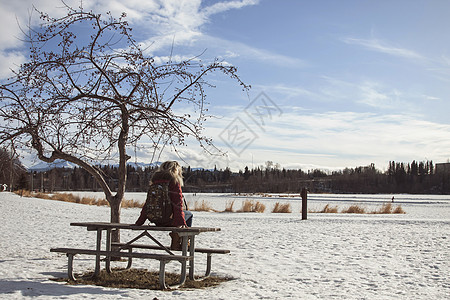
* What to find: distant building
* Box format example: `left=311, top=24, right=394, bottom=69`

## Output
left=435, top=163, right=450, bottom=174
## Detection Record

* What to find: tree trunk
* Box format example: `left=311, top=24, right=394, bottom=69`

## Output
left=109, top=195, right=122, bottom=243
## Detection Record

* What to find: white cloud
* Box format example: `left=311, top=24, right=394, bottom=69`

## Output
left=211, top=36, right=307, bottom=67
left=197, top=108, right=450, bottom=170
left=342, top=37, right=424, bottom=60
left=357, top=81, right=403, bottom=109
left=0, top=0, right=259, bottom=78
left=203, top=0, right=259, bottom=17
left=125, top=0, right=260, bottom=55
left=250, top=83, right=316, bottom=100
left=0, top=0, right=302, bottom=79
left=423, top=95, right=440, bottom=101
left=0, top=50, right=26, bottom=78
left=316, top=76, right=412, bottom=110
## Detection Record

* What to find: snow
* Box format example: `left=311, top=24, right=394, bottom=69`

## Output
left=0, top=191, right=449, bottom=299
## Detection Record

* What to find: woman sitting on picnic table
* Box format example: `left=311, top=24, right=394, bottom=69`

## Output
left=135, top=161, right=193, bottom=250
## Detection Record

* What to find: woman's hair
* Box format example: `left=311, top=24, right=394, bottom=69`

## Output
left=154, top=161, right=184, bottom=186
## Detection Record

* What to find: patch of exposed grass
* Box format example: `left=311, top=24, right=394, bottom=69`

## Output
left=238, top=199, right=266, bottom=213
left=271, top=202, right=292, bottom=213
left=51, top=268, right=233, bottom=290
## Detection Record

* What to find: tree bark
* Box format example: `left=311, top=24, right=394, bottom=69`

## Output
left=109, top=195, right=121, bottom=243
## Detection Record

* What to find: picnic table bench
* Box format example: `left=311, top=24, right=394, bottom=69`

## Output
left=111, top=242, right=230, bottom=277
left=50, top=222, right=229, bottom=289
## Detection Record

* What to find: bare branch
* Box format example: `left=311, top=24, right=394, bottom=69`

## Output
left=0, top=2, right=248, bottom=233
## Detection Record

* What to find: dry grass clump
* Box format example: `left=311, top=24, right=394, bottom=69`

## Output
left=15, top=190, right=144, bottom=208
left=50, top=192, right=109, bottom=206
left=224, top=200, right=235, bottom=212
left=34, top=192, right=52, bottom=200
left=309, top=204, right=338, bottom=213
left=374, top=203, right=393, bottom=214
left=193, top=200, right=213, bottom=212
left=371, top=203, right=405, bottom=214
left=342, top=205, right=366, bottom=214
left=392, top=205, right=406, bottom=214
left=240, top=200, right=253, bottom=212
left=253, top=201, right=266, bottom=213
left=310, top=203, right=406, bottom=214
left=321, top=204, right=338, bottom=213
left=14, top=190, right=110, bottom=207
left=121, top=199, right=142, bottom=208
left=272, top=202, right=292, bottom=213
left=55, top=192, right=81, bottom=203
left=238, top=199, right=266, bottom=213
left=51, top=268, right=233, bottom=290
left=16, top=189, right=32, bottom=197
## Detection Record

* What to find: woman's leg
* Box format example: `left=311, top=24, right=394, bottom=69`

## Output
left=183, top=210, right=193, bottom=227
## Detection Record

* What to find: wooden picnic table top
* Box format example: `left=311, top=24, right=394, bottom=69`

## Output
left=70, top=222, right=221, bottom=233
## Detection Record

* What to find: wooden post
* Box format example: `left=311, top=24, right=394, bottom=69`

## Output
left=301, top=187, right=307, bottom=220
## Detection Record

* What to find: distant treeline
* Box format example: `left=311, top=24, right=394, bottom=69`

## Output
left=15, top=159, right=450, bottom=195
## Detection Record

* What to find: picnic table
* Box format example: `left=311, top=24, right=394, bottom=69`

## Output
left=50, top=222, right=229, bottom=289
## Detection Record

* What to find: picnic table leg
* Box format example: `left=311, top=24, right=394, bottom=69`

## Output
left=159, top=260, right=167, bottom=289
left=178, top=238, right=188, bottom=287
left=67, top=254, right=76, bottom=281
left=94, top=229, right=102, bottom=276
left=105, top=228, right=112, bottom=273
left=179, top=235, right=189, bottom=283
left=188, top=235, right=195, bottom=280
left=205, top=253, right=212, bottom=277
left=158, top=259, right=187, bottom=290
left=125, top=247, right=133, bottom=269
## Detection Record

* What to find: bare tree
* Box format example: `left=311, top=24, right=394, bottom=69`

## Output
left=0, top=4, right=248, bottom=242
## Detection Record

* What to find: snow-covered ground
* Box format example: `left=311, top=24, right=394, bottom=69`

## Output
left=0, top=191, right=449, bottom=299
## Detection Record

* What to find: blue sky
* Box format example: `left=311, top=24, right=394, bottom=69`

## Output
left=1, top=0, right=449, bottom=171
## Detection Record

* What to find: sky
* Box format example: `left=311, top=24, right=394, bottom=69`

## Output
left=1, top=0, right=449, bottom=171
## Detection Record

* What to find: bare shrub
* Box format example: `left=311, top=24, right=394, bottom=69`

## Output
left=272, top=202, right=292, bottom=213
left=224, top=200, right=235, bottom=212
left=342, top=205, right=366, bottom=214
